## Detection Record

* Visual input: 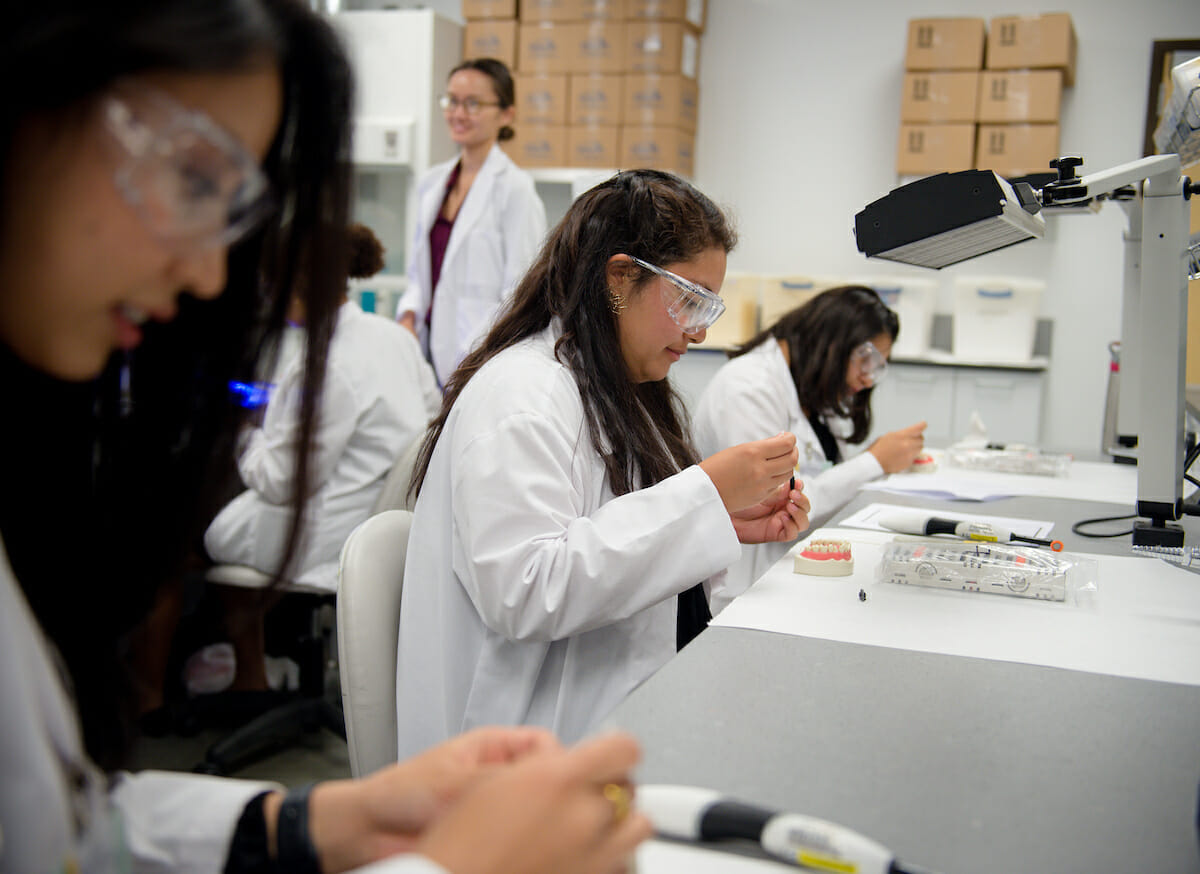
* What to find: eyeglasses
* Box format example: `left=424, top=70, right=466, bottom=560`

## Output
left=850, top=340, right=888, bottom=386
left=438, top=94, right=501, bottom=115
left=629, top=256, right=725, bottom=334
left=102, top=83, right=274, bottom=251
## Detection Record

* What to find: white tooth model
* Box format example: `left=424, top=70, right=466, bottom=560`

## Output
left=793, top=539, right=854, bottom=576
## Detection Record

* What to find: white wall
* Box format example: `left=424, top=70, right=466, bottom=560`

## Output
left=691, top=0, right=1199, bottom=454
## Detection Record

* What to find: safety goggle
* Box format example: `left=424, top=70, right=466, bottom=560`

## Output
left=850, top=340, right=888, bottom=386
left=102, top=83, right=274, bottom=251
left=629, top=256, right=725, bottom=334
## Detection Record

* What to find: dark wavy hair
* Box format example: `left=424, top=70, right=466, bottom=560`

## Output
left=733, top=286, right=899, bottom=444
left=0, top=0, right=353, bottom=768
left=347, top=223, right=386, bottom=279
left=410, top=169, right=736, bottom=502
left=451, top=57, right=516, bottom=141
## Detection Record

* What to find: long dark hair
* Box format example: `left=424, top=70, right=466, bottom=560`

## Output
left=0, top=0, right=353, bottom=768
left=451, top=57, right=516, bottom=141
left=410, top=169, right=736, bottom=502
left=734, top=286, right=899, bottom=444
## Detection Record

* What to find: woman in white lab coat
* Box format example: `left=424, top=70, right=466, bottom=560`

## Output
left=693, top=285, right=926, bottom=612
left=205, top=224, right=441, bottom=591
left=397, top=58, right=547, bottom=385
left=0, top=4, right=650, bottom=872
left=396, top=170, right=810, bottom=759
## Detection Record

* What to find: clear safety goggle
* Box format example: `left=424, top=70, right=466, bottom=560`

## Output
left=629, top=256, right=725, bottom=334
left=850, top=339, right=888, bottom=386
left=102, top=83, right=274, bottom=251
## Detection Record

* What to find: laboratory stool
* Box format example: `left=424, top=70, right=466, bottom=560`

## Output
left=192, top=564, right=345, bottom=776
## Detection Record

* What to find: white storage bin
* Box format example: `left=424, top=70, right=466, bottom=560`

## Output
left=952, top=276, right=1043, bottom=363
left=856, top=276, right=937, bottom=358
left=758, top=275, right=841, bottom=330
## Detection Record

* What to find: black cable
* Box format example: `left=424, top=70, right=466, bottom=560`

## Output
left=1071, top=512, right=1136, bottom=538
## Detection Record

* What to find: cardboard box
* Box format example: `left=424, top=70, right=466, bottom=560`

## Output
left=519, top=0, right=628, bottom=21
left=462, top=0, right=517, bottom=19
left=619, top=125, right=694, bottom=176
left=695, top=272, right=758, bottom=350
left=518, top=22, right=625, bottom=74
left=464, top=20, right=517, bottom=70
left=568, top=74, right=624, bottom=125
left=901, top=71, right=980, bottom=123
left=896, top=123, right=976, bottom=176
left=501, top=123, right=568, bottom=167
left=976, top=123, right=1060, bottom=177
left=567, top=125, right=620, bottom=166
left=987, top=13, right=1077, bottom=86
left=626, top=0, right=706, bottom=31
left=625, top=20, right=700, bottom=78
left=977, top=70, right=1062, bottom=124
left=515, top=74, right=569, bottom=125
left=904, top=18, right=986, bottom=71
left=622, top=74, right=698, bottom=133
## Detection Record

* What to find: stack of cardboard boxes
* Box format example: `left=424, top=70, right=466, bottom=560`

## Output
left=898, top=13, right=1075, bottom=179
left=462, top=0, right=704, bottom=174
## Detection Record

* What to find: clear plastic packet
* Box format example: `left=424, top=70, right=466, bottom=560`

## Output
left=877, top=539, right=1098, bottom=605
left=944, top=445, right=1072, bottom=477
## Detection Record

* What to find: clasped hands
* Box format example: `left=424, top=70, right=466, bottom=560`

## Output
left=277, top=727, right=651, bottom=874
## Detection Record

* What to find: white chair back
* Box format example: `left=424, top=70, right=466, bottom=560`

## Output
left=371, top=437, right=424, bottom=514
left=335, top=509, right=412, bottom=777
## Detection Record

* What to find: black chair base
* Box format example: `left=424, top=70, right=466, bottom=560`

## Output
left=193, top=693, right=345, bottom=776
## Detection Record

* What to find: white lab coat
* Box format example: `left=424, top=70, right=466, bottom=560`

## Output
left=397, top=144, right=547, bottom=385
left=692, top=340, right=883, bottom=613
left=395, top=326, right=741, bottom=759
left=0, top=535, right=450, bottom=874
left=205, top=303, right=441, bottom=591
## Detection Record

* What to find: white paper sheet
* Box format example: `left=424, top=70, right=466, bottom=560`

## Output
left=712, top=527, right=1200, bottom=687
left=838, top=502, right=1055, bottom=540
left=865, top=458, right=1138, bottom=503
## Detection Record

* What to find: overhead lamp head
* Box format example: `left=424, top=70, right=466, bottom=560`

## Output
left=855, top=170, right=1045, bottom=269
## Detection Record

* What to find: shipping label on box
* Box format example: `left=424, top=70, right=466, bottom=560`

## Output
left=501, top=123, right=568, bottom=167
left=573, top=21, right=626, bottom=74
left=622, top=74, right=698, bottom=133
left=896, top=123, right=976, bottom=175
left=462, top=0, right=517, bottom=19
left=905, top=17, right=986, bottom=71
left=901, top=71, right=980, bottom=123
left=987, top=13, right=1077, bottom=86
left=518, top=22, right=576, bottom=74
left=465, top=20, right=518, bottom=70
left=976, top=123, right=1060, bottom=177
left=567, top=125, right=620, bottom=167
left=519, top=0, right=578, bottom=22
left=569, top=74, right=624, bottom=125
left=977, top=70, right=1062, bottom=124
left=515, top=74, right=569, bottom=125
left=578, top=0, right=629, bottom=18
left=625, top=20, right=700, bottom=78
left=626, top=0, right=706, bottom=31
left=619, top=125, right=694, bottom=176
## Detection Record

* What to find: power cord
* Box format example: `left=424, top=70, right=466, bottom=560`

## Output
left=1071, top=512, right=1136, bottom=538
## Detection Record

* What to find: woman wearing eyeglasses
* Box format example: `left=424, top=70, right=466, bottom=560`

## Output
left=0, top=3, right=651, bottom=873
left=396, top=58, right=547, bottom=386
left=395, top=170, right=811, bottom=759
left=693, top=285, right=927, bottom=612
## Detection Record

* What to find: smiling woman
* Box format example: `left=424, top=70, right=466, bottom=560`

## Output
left=0, top=3, right=654, bottom=874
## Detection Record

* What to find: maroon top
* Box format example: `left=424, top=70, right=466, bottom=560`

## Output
left=427, top=162, right=462, bottom=329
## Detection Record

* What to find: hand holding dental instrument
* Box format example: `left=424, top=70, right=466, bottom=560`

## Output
left=638, top=785, right=937, bottom=874
left=877, top=511, right=1064, bottom=551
